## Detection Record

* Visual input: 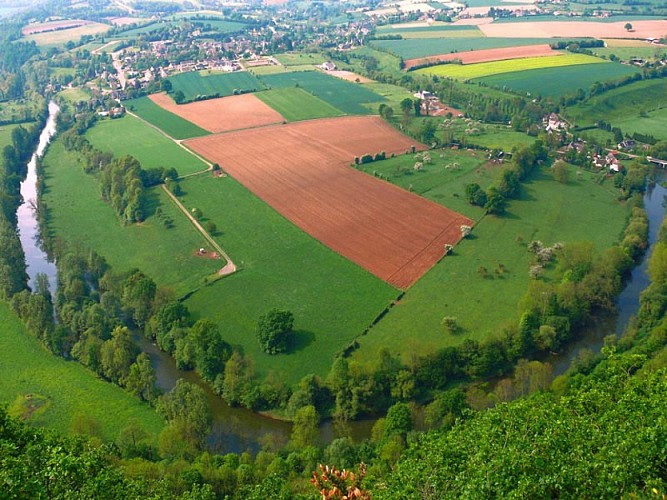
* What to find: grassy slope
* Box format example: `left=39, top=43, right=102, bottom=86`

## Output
left=125, top=96, right=209, bottom=140
left=0, top=302, right=163, bottom=442
left=354, top=168, right=628, bottom=363
left=258, top=71, right=385, bottom=115
left=86, top=114, right=208, bottom=176
left=255, top=87, right=344, bottom=121
left=477, top=62, right=641, bottom=97
left=372, top=38, right=559, bottom=59
left=179, top=174, right=398, bottom=385
left=415, top=54, right=605, bottom=80
left=41, top=141, right=221, bottom=297
left=565, top=78, right=667, bottom=141
left=169, top=71, right=265, bottom=101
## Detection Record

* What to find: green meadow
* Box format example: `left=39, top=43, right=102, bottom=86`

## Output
left=353, top=167, right=628, bottom=364
left=255, top=87, right=344, bottom=121
left=86, top=114, right=208, bottom=175
left=275, top=53, right=327, bottom=66
left=565, top=79, right=667, bottom=141
left=125, top=96, right=209, bottom=140
left=0, top=301, right=163, bottom=442
left=258, top=71, right=385, bottom=115
left=41, top=141, right=221, bottom=297
left=478, top=62, right=640, bottom=97
left=168, top=71, right=265, bottom=102
left=178, top=174, right=397, bottom=385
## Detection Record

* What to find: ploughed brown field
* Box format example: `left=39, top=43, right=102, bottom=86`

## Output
left=149, top=92, right=285, bottom=133
left=185, top=116, right=473, bottom=289
left=404, top=44, right=558, bottom=70
left=479, top=19, right=667, bottom=39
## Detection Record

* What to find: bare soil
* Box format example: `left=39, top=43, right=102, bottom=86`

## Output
left=185, top=116, right=473, bottom=289
left=479, top=19, right=667, bottom=39
left=149, top=92, right=285, bottom=133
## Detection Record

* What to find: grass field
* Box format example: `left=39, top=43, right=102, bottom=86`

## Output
left=0, top=123, right=24, bottom=153
left=179, top=174, right=398, bottom=385
left=258, top=71, right=385, bottom=115
left=565, top=79, right=667, bottom=141
left=168, top=71, right=265, bottom=102
left=125, top=96, right=210, bottom=140
left=358, top=149, right=490, bottom=220
left=255, top=87, right=343, bottom=121
left=109, top=20, right=174, bottom=39
left=57, top=87, right=91, bottom=103
left=376, top=22, right=482, bottom=39
left=190, top=19, right=247, bottom=34
left=592, top=46, right=667, bottom=61
left=353, top=167, right=628, bottom=364
left=415, top=53, right=604, bottom=80
left=275, top=53, right=327, bottom=66
left=86, top=114, right=208, bottom=176
left=371, top=37, right=561, bottom=59
left=478, top=62, right=641, bottom=97
left=0, top=301, right=163, bottom=442
left=41, top=140, right=221, bottom=297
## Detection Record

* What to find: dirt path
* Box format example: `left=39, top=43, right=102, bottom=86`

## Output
left=92, top=40, right=121, bottom=55
left=161, top=184, right=237, bottom=277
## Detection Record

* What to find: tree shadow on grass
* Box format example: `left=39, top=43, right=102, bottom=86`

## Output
left=287, top=329, right=315, bottom=354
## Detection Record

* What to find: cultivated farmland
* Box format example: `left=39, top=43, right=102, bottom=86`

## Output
left=415, top=53, right=605, bottom=80
left=148, top=92, right=285, bottom=133
left=24, top=21, right=110, bottom=47
left=126, top=96, right=209, bottom=140
left=258, top=71, right=385, bottom=115
left=478, top=62, right=641, bottom=97
left=185, top=116, right=473, bottom=289
left=255, top=87, right=343, bottom=121
left=371, top=37, right=560, bottom=60
left=86, top=114, right=209, bottom=175
left=168, top=71, right=266, bottom=102
left=479, top=19, right=667, bottom=39
left=404, top=44, right=558, bottom=69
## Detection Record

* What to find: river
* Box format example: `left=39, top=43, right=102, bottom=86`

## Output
left=547, top=172, right=667, bottom=375
left=17, top=101, right=59, bottom=292
left=18, top=103, right=666, bottom=454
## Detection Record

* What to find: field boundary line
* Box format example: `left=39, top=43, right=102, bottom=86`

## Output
left=125, top=110, right=212, bottom=177
left=161, top=184, right=237, bottom=277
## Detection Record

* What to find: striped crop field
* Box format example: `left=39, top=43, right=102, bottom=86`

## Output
left=414, top=53, right=605, bottom=80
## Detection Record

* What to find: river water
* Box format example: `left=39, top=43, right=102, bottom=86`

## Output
left=17, top=101, right=59, bottom=292
left=18, top=103, right=666, bottom=453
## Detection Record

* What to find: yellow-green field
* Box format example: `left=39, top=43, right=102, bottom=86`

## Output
left=415, top=53, right=606, bottom=80
left=25, top=22, right=110, bottom=47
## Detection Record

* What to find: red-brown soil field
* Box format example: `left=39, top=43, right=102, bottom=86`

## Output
left=405, top=44, right=558, bottom=70
left=185, top=116, right=473, bottom=289
left=479, top=19, right=667, bottom=39
left=149, top=92, right=285, bottom=133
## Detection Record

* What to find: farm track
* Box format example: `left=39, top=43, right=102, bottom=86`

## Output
left=125, top=110, right=212, bottom=176
left=161, top=184, right=237, bottom=277
left=185, top=116, right=474, bottom=288
left=124, top=110, right=236, bottom=276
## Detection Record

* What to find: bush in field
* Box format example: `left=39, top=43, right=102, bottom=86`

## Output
left=257, top=309, right=294, bottom=355
left=360, top=154, right=373, bottom=164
